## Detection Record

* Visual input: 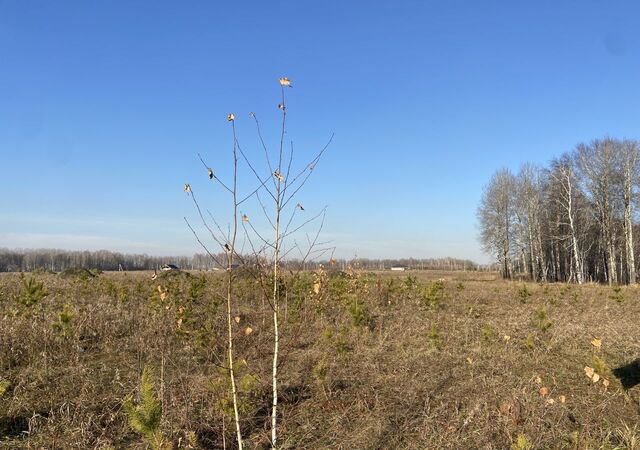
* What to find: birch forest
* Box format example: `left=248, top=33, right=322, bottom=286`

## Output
left=478, top=137, right=640, bottom=284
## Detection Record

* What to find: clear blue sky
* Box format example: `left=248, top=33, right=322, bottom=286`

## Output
left=1, top=1, right=640, bottom=262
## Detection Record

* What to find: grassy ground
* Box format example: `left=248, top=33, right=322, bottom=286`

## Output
left=0, top=269, right=639, bottom=449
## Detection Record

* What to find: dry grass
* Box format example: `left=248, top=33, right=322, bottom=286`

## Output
left=0, top=270, right=639, bottom=449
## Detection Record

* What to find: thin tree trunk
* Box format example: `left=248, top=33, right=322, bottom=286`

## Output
left=227, top=122, right=243, bottom=449
left=624, top=167, right=636, bottom=283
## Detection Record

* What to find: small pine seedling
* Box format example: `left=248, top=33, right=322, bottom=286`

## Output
left=123, top=366, right=165, bottom=450
left=511, top=434, right=533, bottom=450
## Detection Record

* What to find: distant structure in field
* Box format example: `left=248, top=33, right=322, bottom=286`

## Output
left=161, top=264, right=180, bottom=271
left=390, top=266, right=409, bottom=271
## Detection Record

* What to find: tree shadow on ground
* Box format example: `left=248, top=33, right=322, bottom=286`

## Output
left=613, top=359, right=640, bottom=389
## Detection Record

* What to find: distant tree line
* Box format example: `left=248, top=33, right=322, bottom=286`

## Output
left=312, top=257, right=485, bottom=271
left=0, top=249, right=193, bottom=272
left=0, top=248, right=482, bottom=273
left=478, top=137, right=640, bottom=284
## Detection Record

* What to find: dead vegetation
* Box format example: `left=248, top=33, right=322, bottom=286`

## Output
left=0, top=270, right=639, bottom=449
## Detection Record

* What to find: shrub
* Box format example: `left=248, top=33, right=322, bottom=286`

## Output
left=511, top=434, right=533, bottom=450
left=481, top=324, right=495, bottom=343
left=312, top=358, right=329, bottom=387
left=16, top=275, right=47, bottom=307
left=525, top=333, right=535, bottom=350
left=532, top=307, right=553, bottom=332
left=518, top=284, right=531, bottom=303
left=187, top=276, right=207, bottom=302
left=59, top=267, right=96, bottom=280
left=609, top=286, right=624, bottom=303
left=427, top=324, right=443, bottom=350
left=0, top=378, right=9, bottom=397
left=348, top=296, right=372, bottom=329
left=52, top=303, right=76, bottom=337
left=123, top=366, right=165, bottom=450
left=421, top=279, right=445, bottom=307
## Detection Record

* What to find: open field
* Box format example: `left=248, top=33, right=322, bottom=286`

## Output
left=1, top=269, right=639, bottom=449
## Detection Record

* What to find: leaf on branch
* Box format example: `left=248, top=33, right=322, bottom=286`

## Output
left=278, top=103, right=285, bottom=111
left=184, top=183, right=191, bottom=193
left=227, top=113, right=235, bottom=121
left=208, top=168, right=214, bottom=179
left=279, top=77, right=292, bottom=87
left=242, top=214, right=249, bottom=222
left=308, top=163, right=316, bottom=171
left=248, top=111, right=255, bottom=118
left=296, top=203, right=305, bottom=211
left=273, top=171, right=284, bottom=182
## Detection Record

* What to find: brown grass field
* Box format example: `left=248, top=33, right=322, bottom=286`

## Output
left=1, top=269, right=639, bottom=449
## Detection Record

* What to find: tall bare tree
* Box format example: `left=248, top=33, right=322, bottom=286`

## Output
left=576, top=138, right=621, bottom=285
left=547, top=155, right=587, bottom=284
left=514, top=163, right=547, bottom=281
left=478, top=168, right=517, bottom=279
left=620, top=139, right=639, bottom=284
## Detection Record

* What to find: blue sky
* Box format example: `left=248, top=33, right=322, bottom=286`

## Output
left=1, top=1, right=640, bottom=262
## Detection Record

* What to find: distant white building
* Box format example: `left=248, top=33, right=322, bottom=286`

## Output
left=390, top=266, right=408, bottom=271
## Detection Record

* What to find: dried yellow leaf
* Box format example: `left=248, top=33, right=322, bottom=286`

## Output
left=227, top=113, right=235, bottom=121
left=244, top=327, right=253, bottom=335
left=591, top=338, right=602, bottom=350
left=242, top=214, right=249, bottom=222
left=539, top=387, right=549, bottom=396
left=184, top=183, right=191, bottom=193
left=234, top=316, right=241, bottom=324
left=592, top=373, right=600, bottom=383
left=503, top=335, right=511, bottom=342
left=278, top=77, right=292, bottom=87
left=584, top=366, right=595, bottom=379
left=559, top=395, right=566, bottom=403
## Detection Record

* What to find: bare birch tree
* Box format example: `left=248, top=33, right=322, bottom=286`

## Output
left=576, top=139, right=621, bottom=285
left=548, top=156, right=586, bottom=284
left=477, top=168, right=517, bottom=279
left=620, top=139, right=639, bottom=284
